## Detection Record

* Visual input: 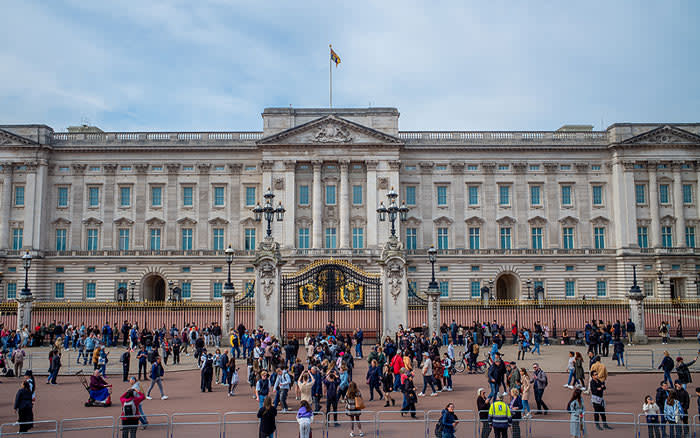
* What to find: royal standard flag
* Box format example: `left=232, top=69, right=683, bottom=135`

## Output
left=330, top=47, right=341, bottom=67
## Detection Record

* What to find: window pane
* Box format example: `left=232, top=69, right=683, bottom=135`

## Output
left=7, top=283, right=17, bottom=299
left=58, top=187, right=69, bottom=207
left=635, top=184, right=646, bottom=204
left=437, top=186, right=447, bottom=206
left=406, top=228, right=417, bottom=250
left=213, top=228, right=224, bottom=250
left=471, top=281, right=481, bottom=297
left=499, top=186, right=509, bottom=205
left=683, top=184, right=693, bottom=204
left=245, top=228, right=256, bottom=250
left=118, top=229, right=130, bottom=250
left=530, top=186, right=540, bottom=205
left=686, top=226, right=696, bottom=248
left=662, top=226, right=673, bottom=248
left=592, top=186, right=603, bottom=205
left=594, top=227, right=605, bottom=249
left=14, top=186, right=24, bottom=206
left=183, top=187, right=193, bottom=206
left=469, top=227, right=480, bottom=250
left=531, top=227, right=542, bottom=249
left=500, top=227, right=511, bottom=249
left=245, top=187, right=256, bottom=206
left=56, top=229, right=67, bottom=251
left=439, top=281, right=449, bottom=297
left=299, top=185, right=309, bottom=205
left=89, top=187, right=100, bottom=207
left=565, top=281, right=575, bottom=297
left=325, top=227, right=337, bottom=248
left=562, top=227, right=574, bottom=249
left=151, top=187, right=162, bottom=206
left=326, top=185, right=336, bottom=205
left=214, top=187, right=225, bottom=206
left=150, top=229, right=161, bottom=250
left=405, top=186, right=416, bottom=205
left=55, top=282, right=65, bottom=299
left=181, top=282, right=191, bottom=299
left=561, top=185, right=572, bottom=205
left=437, top=228, right=448, bottom=249
left=120, top=187, right=131, bottom=207
left=468, top=186, right=479, bottom=205
left=352, top=185, right=362, bottom=205
left=213, top=282, right=223, bottom=298
left=298, top=228, right=310, bottom=249
left=352, top=227, right=364, bottom=249
left=86, top=283, right=96, bottom=299
left=181, top=228, right=193, bottom=250
left=659, top=185, right=669, bottom=204
left=596, top=280, right=607, bottom=297
left=87, top=229, right=98, bottom=251
left=12, top=228, right=23, bottom=250
left=637, top=226, right=648, bottom=248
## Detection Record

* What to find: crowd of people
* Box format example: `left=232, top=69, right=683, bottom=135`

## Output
left=3, top=317, right=700, bottom=438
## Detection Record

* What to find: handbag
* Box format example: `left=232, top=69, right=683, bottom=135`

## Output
left=355, top=395, right=366, bottom=410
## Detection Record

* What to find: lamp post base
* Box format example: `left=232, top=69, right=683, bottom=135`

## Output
left=16, top=294, right=34, bottom=332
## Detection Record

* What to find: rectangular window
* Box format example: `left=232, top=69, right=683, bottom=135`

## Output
left=594, top=227, right=606, bottom=249
left=54, top=282, right=65, bottom=299
left=88, top=187, right=100, bottom=207
left=406, top=228, right=417, bottom=250
left=592, top=185, right=603, bottom=206
left=181, top=228, right=193, bottom=250
left=436, top=165, right=448, bottom=171
left=662, top=226, right=673, bottom=248
left=245, top=187, right=256, bottom=207
left=562, top=227, right=574, bottom=249
left=597, top=265, right=606, bottom=272
left=119, top=186, right=131, bottom=207
left=683, top=184, right=693, bottom=204
left=560, top=164, right=571, bottom=171
left=86, top=229, right=98, bottom=250
left=591, top=165, right=601, bottom=171
left=118, top=228, right=130, bottom=250
left=565, top=265, right=574, bottom=272
left=6, top=283, right=16, bottom=299
left=298, top=228, right=310, bottom=249
left=467, top=165, right=479, bottom=171
left=529, top=165, right=540, bottom=171
left=325, top=227, right=337, bottom=249
left=214, top=186, right=225, bottom=207
left=181, top=282, right=191, bottom=299
left=531, top=227, right=543, bottom=249
left=530, top=186, right=541, bottom=206
left=565, top=280, right=576, bottom=297
left=437, top=227, right=449, bottom=250
left=352, top=228, right=364, bottom=249
left=499, top=185, right=510, bottom=206
left=469, top=227, right=480, bottom=250
left=643, top=280, right=654, bottom=297
left=405, top=186, right=416, bottom=206
left=659, top=184, right=670, bottom=204
left=498, top=164, right=509, bottom=171
left=439, top=266, right=448, bottom=272
left=325, top=185, right=336, bottom=205
left=299, top=185, right=309, bottom=205
left=213, top=228, right=224, bottom=250
left=596, top=280, right=607, bottom=297
left=500, top=227, right=511, bottom=249
left=245, top=228, right=256, bottom=250
left=149, top=228, right=161, bottom=250
left=635, top=184, right=646, bottom=204
left=439, top=281, right=449, bottom=297
left=471, top=265, right=480, bottom=272
left=14, top=186, right=24, bottom=206
left=12, top=228, right=23, bottom=250
left=57, top=187, right=69, bottom=207
left=182, top=267, right=190, bottom=273
left=151, top=186, right=162, bottom=207
left=55, top=229, right=67, bottom=251
left=468, top=186, right=479, bottom=206
left=561, top=185, right=572, bottom=206
left=86, top=282, right=96, bottom=299
left=213, top=282, right=223, bottom=298
left=637, top=226, right=648, bottom=248
left=686, top=226, right=696, bottom=248
left=352, top=185, right=362, bottom=205
left=534, top=265, right=543, bottom=272
left=436, top=186, right=447, bottom=206
left=182, top=186, right=193, bottom=207
left=471, top=281, right=481, bottom=298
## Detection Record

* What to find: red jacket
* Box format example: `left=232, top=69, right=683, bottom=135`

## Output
left=120, top=391, right=145, bottom=422
left=391, top=354, right=403, bottom=374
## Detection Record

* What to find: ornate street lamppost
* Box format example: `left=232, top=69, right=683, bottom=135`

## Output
left=526, top=278, right=532, bottom=300
left=489, top=279, right=495, bottom=300
left=657, top=270, right=664, bottom=285
left=377, top=187, right=409, bottom=239
left=628, top=264, right=649, bottom=344
left=129, top=280, right=136, bottom=301
left=425, top=246, right=440, bottom=337
left=427, top=246, right=438, bottom=291
left=224, top=245, right=235, bottom=293
left=20, top=252, right=32, bottom=297
left=168, top=280, right=174, bottom=302
left=253, top=188, right=285, bottom=238
left=695, top=272, right=700, bottom=297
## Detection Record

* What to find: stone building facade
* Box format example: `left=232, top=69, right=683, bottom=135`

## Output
left=0, top=107, right=699, bottom=302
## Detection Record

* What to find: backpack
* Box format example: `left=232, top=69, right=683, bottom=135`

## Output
left=123, top=399, right=136, bottom=418
left=435, top=410, right=446, bottom=437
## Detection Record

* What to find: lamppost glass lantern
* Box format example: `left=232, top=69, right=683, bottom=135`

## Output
left=253, top=203, right=263, bottom=222
left=399, top=201, right=409, bottom=221
left=377, top=187, right=410, bottom=238
left=376, top=202, right=387, bottom=221
left=526, top=278, right=532, bottom=300
left=488, top=279, right=495, bottom=300
left=253, top=188, right=285, bottom=238
left=168, top=280, right=174, bottom=301
left=657, top=270, right=664, bottom=284
left=20, top=251, right=32, bottom=297
left=275, top=202, right=285, bottom=222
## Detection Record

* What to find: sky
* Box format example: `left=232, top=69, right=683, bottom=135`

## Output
left=1, top=1, right=699, bottom=132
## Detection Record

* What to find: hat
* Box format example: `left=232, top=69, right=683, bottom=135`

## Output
left=510, top=361, right=516, bottom=367
left=676, top=357, right=683, bottom=362
left=477, top=387, right=485, bottom=396
left=24, top=370, right=32, bottom=376
left=674, top=380, right=681, bottom=385
left=422, top=352, right=429, bottom=356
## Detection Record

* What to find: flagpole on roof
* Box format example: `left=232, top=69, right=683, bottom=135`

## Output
left=329, top=44, right=333, bottom=108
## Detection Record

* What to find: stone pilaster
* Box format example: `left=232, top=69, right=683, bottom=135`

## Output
left=339, top=160, right=350, bottom=248
left=229, top=163, right=242, bottom=250
left=102, top=163, right=117, bottom=249
left=165, top=163, right=180, bottom=248
left=70, top=163, right=87, bottom=250
left=197, top=163, right=211, bottom=249
left=366, top=160, right=378, bottom=248
left=482, top=162, right=497, bottom=248
left=134, top=164, right=149, bottom=249
left=648, top=162, right=660, bottom=247
left=221, top=284, right=236, bottom=346
left=312, top=160, right=322, bottom=248
left=513, top=162, right=528, bottom=247
left=254, top=237, right=285, bottom=338
left=426, top=287, right=441, bottom=339
left=418, top=162, right=434, bottom=248
left=17, top=294, right=34, bottom=332
left=283, top=161, right=296, bottom=249
left=0, top=162, right=13, bottom=249
left=672, top=162, right=686, bottom=246
left=379, top=237, right=407, bottom=338
left=543, top=163, right=559, bottom=247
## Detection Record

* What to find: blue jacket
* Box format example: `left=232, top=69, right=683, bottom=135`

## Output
left=150, top=362, right=163, bottom=380
left=440, top=409, right=458, bottom=433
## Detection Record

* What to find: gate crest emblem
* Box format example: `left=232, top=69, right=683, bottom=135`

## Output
left=299, top=284, right=323, bottom=309
left=339, top=283, right=364, bottom=309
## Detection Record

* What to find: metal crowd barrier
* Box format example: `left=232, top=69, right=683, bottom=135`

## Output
left=59, top=416, right=115, bottom=437
left=426, top=409, right=476, bottom=438
left=0, top=419, right=58, bottom=437
left=327, top=411, right=377, bottom=438
left=171, top=412, right=222, bottom=438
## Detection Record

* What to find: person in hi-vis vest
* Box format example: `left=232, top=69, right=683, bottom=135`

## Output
left=488, top=392, right=513, bottom=438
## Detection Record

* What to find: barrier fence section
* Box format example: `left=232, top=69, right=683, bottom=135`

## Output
left=0, top=419, right=58, bottom=438
left=170, top=412, right=222, bottom=438
left=426, top=409, right=475, bottom=438
left=59, top=415, right=114, bottom=438
left=376, top=410, right=425, bottom=438
left=222, top=411, right=259, bottom=438
left=115, top=413, right=170, bottom=438
left=327, top=411, right=377, bottom=438
left=625, top=348, right=700, bottom=372
left=522, top=409, right=637, bottom=438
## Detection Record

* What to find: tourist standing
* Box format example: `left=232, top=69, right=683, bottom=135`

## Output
left=418, top=352, right=437, bottom=397
left=519, top=368, right=532, bottom=418
left=675, top=356, right=697, bottom=390
left=532, top=363, right=549, bottom=414
left=14, top=381, right=33, bottom=432
left=477, top=388, right=491, bottom=438
left=255, top=370, right=271, bottom=409
left=590, top=371, right=612, bottom=430
left=567, top=388, right=585, bottom=438
left=643, top=395, right=662, bottom=438
left=488, top=392, right=512, bottom=438
left=120, top=388, right=145, bottom=438
left=257, top=396, right=277, bottom=438
left=344, top=381, right=365, bottom=437
left=296, top=400, right=313, bottom=438
left=439, top=402, right=459, bottom=438
left=663, top=393, right=683, bottom=438
left=129, top=377, right=148, bottom=428
left=659, top=351, right=674, bottom=385
left=120, top=349, right=131, bottom=382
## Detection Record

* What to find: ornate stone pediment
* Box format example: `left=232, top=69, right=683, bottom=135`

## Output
left=465, top=216, right=485, bottom=226
left=558, top=215, right=579, bottom=225
left=590, top=215, right=610, bottom=226
left=82, top=217, right=103, bottom=226
left=176, top=217, right=197, bottom=225
left=660, top=215, right=676, bottom=226
left=433, top=216, right=454, bottom=226
left=145, top=217, right=165, bottom=226
left=0, top=128, right=39, bottom=148
left=257, top=115, right=403, bottom=146
left=52, top=217, right=72, bottom=225
left=620, top=125, right=700, bottom=146
left=208, top=216, right=229, bottom=225
left=527, top=215, right=547, bottom=225
left=114, top=217, right=135, bottom=226
left=496, top=215, right=517, bottom=225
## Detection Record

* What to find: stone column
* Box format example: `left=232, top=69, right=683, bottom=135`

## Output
left=221, top=284, right=236, bottom=346
left=482, top=163, right=497, bottom=248
left=17, top=295, right=34, bottom=332
left=254, top=237, right=285, bottom=338
left=165, top=164, right=180, bottom=248
left=366, top=160, right=378, bottom=248
left=379, top=238, right=407, bottom=338
left=32, top=161, right=48, bottom=250
left=134, top=164, right=149, bottom=249
left=574, top=163, right=592, bottom=247
left=197, top=163, right=211, bottom=249
left=283, top=161, right=296, bottom=248
left=513, top=162, right=528, bottom=247
left=229, top=164, right=242, bottom=249
left=648, top=164, right=660, bottom=247
left=672, top=162, right=686, bottom=246
left=543, top=163, right=559, bottom=247
left=70, top=164, right=87, bottom=250
left=22, top=163, right=38, bottom=249
left=102, top=163, right=117, bottom=249
left=611, top=160, right=637, bottom=248
left=0, top=163, right=14, bottom=249
left=452, top=162, right=466, bottom=248
left=312, top=161, right=322, bottom=248
left=696, top=162, right=700, bottom=235
left=418, top=162, right=434, bottom=247
left=339, top=160, right=350, bottom=248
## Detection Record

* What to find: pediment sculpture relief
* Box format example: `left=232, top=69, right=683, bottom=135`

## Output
left=313, top=122, right=352, bottom=143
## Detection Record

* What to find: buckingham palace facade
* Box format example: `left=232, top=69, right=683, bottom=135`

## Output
left=1, top=107, right=699, bottom=302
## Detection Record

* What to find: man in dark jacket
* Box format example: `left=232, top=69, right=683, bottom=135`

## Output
left=673, top=380, right=690, bottom=435
left=49, top=351, right=61, bottom=384
left=626, top=319, right=636, bottom=345
left=675, top=356, right=697, bottom=389
left=200, top=353, right=213, bottom=392
left=656, top=381, right=670, bottom=433
left=590, top=371, right=612, bottom=430
left=146, top=357, right=168, bottom=400
left=120, top=350, right=130, bottom=382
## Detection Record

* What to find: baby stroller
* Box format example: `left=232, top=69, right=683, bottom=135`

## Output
left=76, top=370, right=112, bottom=407
left=574, top=331, right=586, bottom=346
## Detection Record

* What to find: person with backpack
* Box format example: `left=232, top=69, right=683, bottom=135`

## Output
left=120, top=388, right=145, bottom=438
left=11, top=347, right=25, bottom=378
left=227, top=356, right=239, bottom=396
left=532, top=363, right=549, bottom=414
left=146, top=357, right=168, bottom=400
left=437, top=402, right=459, bottom=438
left=256, top=370, right=271, bottom=409
left=120, top=350, right=131, bottom=382
left=14, top=380, right=33, bottom=432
